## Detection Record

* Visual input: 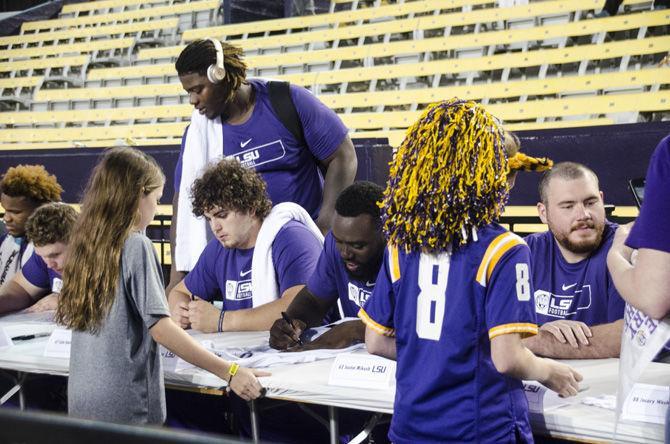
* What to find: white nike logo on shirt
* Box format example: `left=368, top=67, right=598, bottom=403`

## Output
left=365, top=281, right=376, bottom=287
left=561, top=283, right=577, bottom=291
left=240, top=269, right=252, bottom=277
left=241, top=138, right=252, bottom=148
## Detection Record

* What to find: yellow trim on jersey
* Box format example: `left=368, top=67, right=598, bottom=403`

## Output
left=389, top=244, right=401, bottom=283
left=358, top=308, right=395, bottom=337
left=476, top=232, right=525, bottom=287
left=488, top=323, right=538, bottom=340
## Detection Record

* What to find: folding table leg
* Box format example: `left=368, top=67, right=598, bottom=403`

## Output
left=249, top=399, right=260, bottom=444
left=328, top=405, right=339, bottom=444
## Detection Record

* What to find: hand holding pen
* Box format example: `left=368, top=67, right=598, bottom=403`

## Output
left=269, top=312, right=306, bottom=350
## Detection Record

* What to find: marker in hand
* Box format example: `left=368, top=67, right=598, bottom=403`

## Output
left=281, top=311, right=303, bottom=346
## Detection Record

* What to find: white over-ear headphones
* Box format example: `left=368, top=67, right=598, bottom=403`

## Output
left=207, top=38, right=226, bottom=83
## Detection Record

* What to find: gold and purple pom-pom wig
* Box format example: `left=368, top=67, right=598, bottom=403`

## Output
left=380, top=98, right=511, bottom=254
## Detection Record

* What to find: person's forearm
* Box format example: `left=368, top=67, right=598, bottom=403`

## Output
left=0, top=282, right=35, bottom=314
left=286, top=287, right=332, bottom=327
left=365, top=327, right=396, bottom=360
left=150, top=317, right=230, bottom=377
left=317, top=138, right=357, bottom=232
left=608, top=249, right=670, bottom=319
left=223, top=289, right=299, bottom=331
left=168, top=288, right=191, bottom=316
left=167, top=192, right=186, bottom=293
left=524, top=320, right=623, bottom=359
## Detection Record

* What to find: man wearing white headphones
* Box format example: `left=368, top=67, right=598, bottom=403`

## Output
left=171, top=38, right=357, bottom=294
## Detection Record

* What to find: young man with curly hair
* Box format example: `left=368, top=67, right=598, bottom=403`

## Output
left=0, top=165, right=62, bottom=287
left=0, top=203, right=77, bottom=314
left=167, top=158, right=323, bottom=333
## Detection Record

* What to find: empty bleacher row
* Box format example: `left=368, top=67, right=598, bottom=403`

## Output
left=0, top=0, right=669, bottom=150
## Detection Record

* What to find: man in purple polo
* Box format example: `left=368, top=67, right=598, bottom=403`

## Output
left=0, top=203, right=76, bottom=314
left=524, top=162, right=625, bottom=358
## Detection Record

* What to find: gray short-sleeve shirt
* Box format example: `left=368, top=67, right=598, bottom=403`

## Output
left=68, top=233, right=170, bottom=424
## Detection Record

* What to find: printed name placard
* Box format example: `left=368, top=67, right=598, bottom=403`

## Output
left=621, top=383, right=669, bottom=425
left=328, top=353, right=396, bottom=390
left=523, top=381, right=570, bottom=413
left=43, top=328, right=71, bottom=359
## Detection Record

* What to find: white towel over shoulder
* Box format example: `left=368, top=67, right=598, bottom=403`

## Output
left=175, top=110, right=224, bottom=271
left=251, top=202, right=324, bottom=307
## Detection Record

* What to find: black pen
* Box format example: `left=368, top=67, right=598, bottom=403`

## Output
left=11, top=333, right=51, bottom=341
left=281, top=311, right=303, bottom=346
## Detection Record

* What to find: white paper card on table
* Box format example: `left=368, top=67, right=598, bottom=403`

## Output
left=43, top=328, right=71, bottom=358
left=523, top=381, right=570, bottom=413
left=328, top=353, right=396, bottom=390
left=0, top=328, right=13, bottom=349
left=621, top=383, right=669, bottom=425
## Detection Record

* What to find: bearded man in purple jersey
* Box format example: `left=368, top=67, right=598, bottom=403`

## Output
left=524, top=162, right=625, bottom=359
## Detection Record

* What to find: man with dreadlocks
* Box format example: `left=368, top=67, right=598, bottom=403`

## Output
left=360, top=98, right=581, bottom=443
left=170, top=39, right=356, bottom=293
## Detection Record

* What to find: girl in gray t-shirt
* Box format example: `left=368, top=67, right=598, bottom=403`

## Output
left=56, top=147, right=267, bottom=425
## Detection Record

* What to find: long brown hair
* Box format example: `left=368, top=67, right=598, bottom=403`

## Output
left=56, top=147, right=164, bottom=333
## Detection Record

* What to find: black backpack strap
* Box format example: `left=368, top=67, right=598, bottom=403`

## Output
left=267, top=80, right=306, bottom=147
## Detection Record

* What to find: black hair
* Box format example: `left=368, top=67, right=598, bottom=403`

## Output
left=335, top=181, right=384, bottom=223
left=175, top=39, right=247, bottom=93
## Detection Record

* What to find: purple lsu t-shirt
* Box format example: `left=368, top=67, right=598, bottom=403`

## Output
left=627, top=135, right=670, bottom=253
left=306, top=232, right=376, bottom=318
left=525, top=221, right=625, bottom=325
left=22, top=252, right=62, bottom=293
left=184, top=221, right=322, bottom=311
left=175, top=79, right=349, bottom=220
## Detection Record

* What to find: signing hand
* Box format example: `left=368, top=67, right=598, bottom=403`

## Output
left=286, top=320, right=364, bottom=352
left=269, top=316, right=306, bottom=350
left=540, top=320, right=592, bottom=348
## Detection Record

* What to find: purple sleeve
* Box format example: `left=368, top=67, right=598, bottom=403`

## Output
left=21, top=253, right=51, bottom=289
left=290, top=84, right=349, bottom=161
left=271, top=222, right=323, bottom=295
left=627, top=136, right=670, bottom=253
left=486, top=245, right=537, bottom=335
left=184, top=240, right=221, bottom=302
left=306, top=232, right=339, bottom=301
left=173, top=125, right=189, bottom=193
left=360, top=248, right=395, bottom=330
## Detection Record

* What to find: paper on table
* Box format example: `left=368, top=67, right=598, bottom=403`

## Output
left=523, top=381, right=571, bottom=413
left=328, top=353, right=396, bottom=390
left=43, top=328, right=71, bottom=359
left=621, top=383, right=669, bottom=425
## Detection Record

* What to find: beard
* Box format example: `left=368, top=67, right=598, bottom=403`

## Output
left=343, top=254, right=384, bottom=282
left=552, top=219, right=605, bottom=255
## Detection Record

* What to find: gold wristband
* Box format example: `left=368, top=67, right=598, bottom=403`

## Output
left=228, top=362, right=240, bottom=384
